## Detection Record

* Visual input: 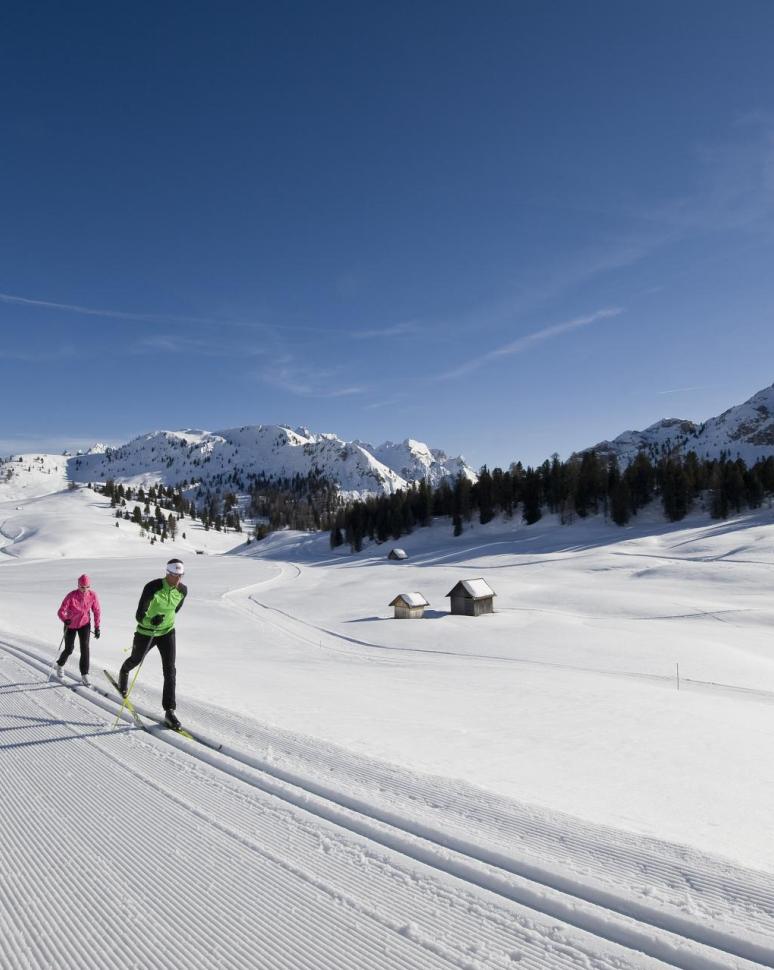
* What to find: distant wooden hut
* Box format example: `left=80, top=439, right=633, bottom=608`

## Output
left=388, top=548, right=408, bottom=560
left=446, top=578, right=496, bottom=616
left=389, top=592, right=429, bottom=619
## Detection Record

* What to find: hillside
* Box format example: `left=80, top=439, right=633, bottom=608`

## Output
left=590, top=382, right=774, bottom=465
left=66, top=425, right=476, bottom=496
left=0, top=453, right=69, bottom=501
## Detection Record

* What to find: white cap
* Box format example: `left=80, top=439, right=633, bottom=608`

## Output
left=166, top=559, right=185, bottom=576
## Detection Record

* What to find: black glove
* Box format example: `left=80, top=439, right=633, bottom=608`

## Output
left=63, top=622, right=69, bottom=633
left=151, top=615, right=164, bottom=627
left=94, top=627, right=101, bottom=639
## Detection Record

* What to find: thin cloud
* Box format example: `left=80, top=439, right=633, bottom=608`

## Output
left=0, top=344, right=78, bottom=362
left=135, top=335, right=198, bottom=354
left=436, top=307, right=623, bottom=381
left=0, top=291, right=213, bottom=325
left=134, top=334, right=267, bottom=358
left=414, top=224, right=671, bottom=346
left=351, top=321, right=421, bottom=340
left=451, top=121, right=774, bottom=337
left=656, top=385, right=713, bottom=395
left=326, top=386, right=366, bottom=398
left=364, top=397, right=404, bottom=410
left=259, top=359, right=367, bottom=398
left=630, top=119, right=774, bottom=235
left=0, top=290, right=349, bottom=337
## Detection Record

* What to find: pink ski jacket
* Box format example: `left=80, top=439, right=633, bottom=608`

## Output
left=58, top=589, right=101, bottom=631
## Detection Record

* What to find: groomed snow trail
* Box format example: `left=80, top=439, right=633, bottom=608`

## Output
left=2, top=643, right=773, bottom=970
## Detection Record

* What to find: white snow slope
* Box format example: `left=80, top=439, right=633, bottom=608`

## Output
left=63, top=424, right=476, bottom=496
left=590, top=381, right=774, bottom=465
left=2, top=476, right=774, bottom=968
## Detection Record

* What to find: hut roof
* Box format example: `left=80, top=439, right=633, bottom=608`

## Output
left=445, top=578, right=495, bottom=600
left=389, top=548, right=408, bottom=559
left=389, top=592, right=429, bottom=608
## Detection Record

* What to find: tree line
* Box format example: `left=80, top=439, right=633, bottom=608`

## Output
left=246, top=472, right=341, bottom=537
left=99, top=472, right=341, bottom=542
left=331, top=451, right=774, bottom=551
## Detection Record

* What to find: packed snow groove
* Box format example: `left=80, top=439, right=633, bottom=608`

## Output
left=1, top=661, right=457, bottom=969
left=0, top=649, right=672, bottom=970
left=2, top=642, right=773, bottom=970
left=9, top=632, right=774, bottom=956
left=11, top=630, right=774, bottom=949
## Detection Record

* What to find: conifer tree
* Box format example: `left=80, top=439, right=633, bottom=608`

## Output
left=625, top=453, right=655, bottom=511
left=660, top=460, right=690, bottom=522
left=610, top=478, right=631, bottom=525
left=709, top=464, right=729, bottom=519
left=575, top=451, right=604, bottom=518
left=476, top=467, right=495, bottom=524
left=521, top=468, right=542, bottom=525
left=417, top=479, right=433, bottom=526
left=330, top=525, right=344, bottom=549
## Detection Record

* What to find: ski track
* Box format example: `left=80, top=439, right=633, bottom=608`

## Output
left=1, top=640, right=773, bottom=970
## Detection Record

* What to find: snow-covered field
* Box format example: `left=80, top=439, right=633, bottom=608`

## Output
left=2, top=470, right=774, bottom=968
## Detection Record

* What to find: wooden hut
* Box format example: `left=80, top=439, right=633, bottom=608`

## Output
left=389, top=592, right=429, bottom=619
left=388, top=548, right=408, bottom=560
left=446, top=578, right=496, bottom=617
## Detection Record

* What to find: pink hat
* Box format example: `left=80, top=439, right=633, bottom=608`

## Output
left=78, top=574, right=91, bottom=588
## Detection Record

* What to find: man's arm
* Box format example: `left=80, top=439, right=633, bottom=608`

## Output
left=174, top=583, right=188, bottom=613
left=135, top=579, right=163, bottom=623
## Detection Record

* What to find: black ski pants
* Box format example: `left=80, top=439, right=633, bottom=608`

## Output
left=119, top=630, right=177, bottom=711
left=58, top=624, right=91, bottom=675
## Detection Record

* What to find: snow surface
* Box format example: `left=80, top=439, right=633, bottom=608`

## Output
left=362, top=438, right=477, bottom=486
left=590, top=381, right=774, bottom=465
left=390, top=592, right=429, bottom=608
left=64, top=424, right=475, bottom=497
left=2, top=471, right=774, bottom=967
left=452, top=577, right=496, bottom=599
left=0, top=453, right=69, bottom=501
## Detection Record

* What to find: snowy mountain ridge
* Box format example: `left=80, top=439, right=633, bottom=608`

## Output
left=588, top=382, right=774, bottom=465
left=65, top=424, right=477, bottom=496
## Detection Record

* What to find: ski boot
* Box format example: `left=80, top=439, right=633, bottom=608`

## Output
left=164, top=709, right=181, bottom=731
left=54, top=664, right=64, bottom=681
left=81, top=674, right=91, bottom=687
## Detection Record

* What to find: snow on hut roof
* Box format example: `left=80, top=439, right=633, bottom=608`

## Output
left=445, top=578, right=495, bottom=600
left=389, top=592, right=429, bottom=608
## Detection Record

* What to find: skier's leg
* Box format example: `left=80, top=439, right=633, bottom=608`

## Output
left=57, top=628, right=76, bottom=667
left=119, top=634, right=152, bottom=692
left=76, top=624, right=91, bottom=676
left=157, top=631, right=177, bottom=712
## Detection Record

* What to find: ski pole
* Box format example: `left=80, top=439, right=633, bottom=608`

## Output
left=112, top=636, right=156, bottom=727
left=47, top=630, right=66, bottom=681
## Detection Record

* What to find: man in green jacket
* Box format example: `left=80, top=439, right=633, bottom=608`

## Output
left=118, top=558, right=188, bottom=729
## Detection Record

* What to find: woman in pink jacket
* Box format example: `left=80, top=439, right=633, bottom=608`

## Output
left=56, top=574, right=101, bottom=686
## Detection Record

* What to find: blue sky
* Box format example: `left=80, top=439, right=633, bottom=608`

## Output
left=2, top=1, right=774, bottom=469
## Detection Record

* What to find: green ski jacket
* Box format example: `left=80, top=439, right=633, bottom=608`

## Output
left=135, top=577, right=188, bottom=636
